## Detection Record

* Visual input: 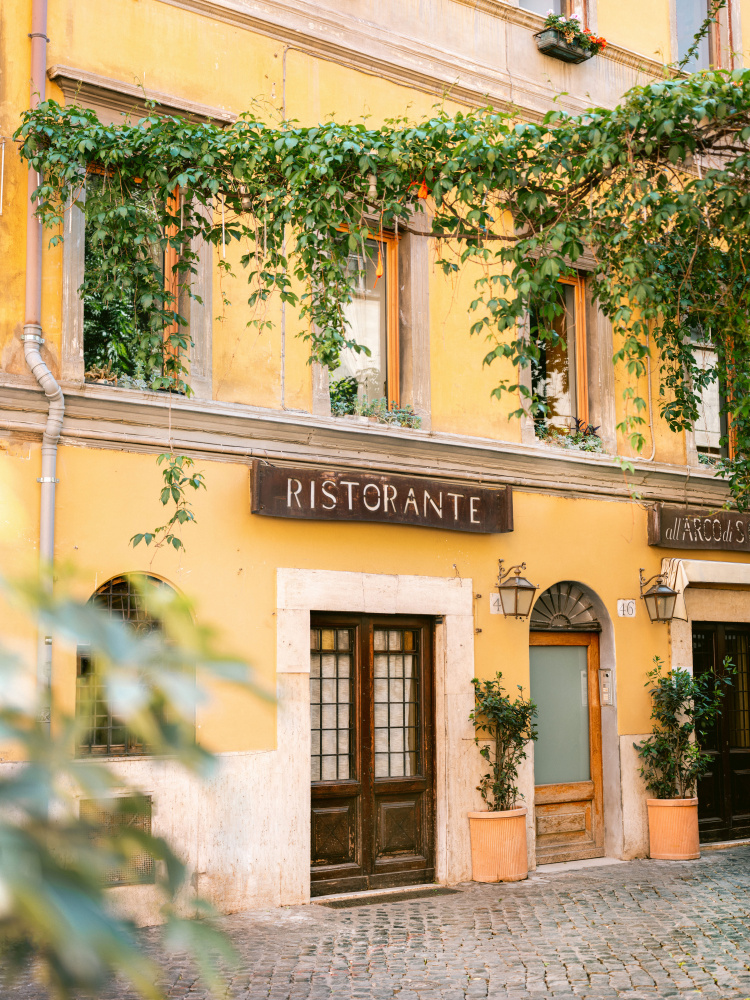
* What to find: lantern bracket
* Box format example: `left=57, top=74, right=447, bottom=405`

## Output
left=496, top=559, right=527, bottom=588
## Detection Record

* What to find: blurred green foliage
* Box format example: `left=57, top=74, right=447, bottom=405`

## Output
left=0, top=575, right=271, bottom=999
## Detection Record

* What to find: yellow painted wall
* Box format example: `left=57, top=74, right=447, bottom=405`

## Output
left=597, top=0, right=673, bottom=62
left=4, top=441, right=734, bottom=755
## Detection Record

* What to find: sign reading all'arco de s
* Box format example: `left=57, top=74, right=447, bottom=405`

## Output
left=250, top=461, right=513, bottom=534
left=648, top=504, right=750, bottom=551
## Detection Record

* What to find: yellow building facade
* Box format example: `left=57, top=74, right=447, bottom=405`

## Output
left=2, top=0, right=750, bottom=920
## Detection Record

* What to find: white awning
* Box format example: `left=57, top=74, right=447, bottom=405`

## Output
left=661, top=557, right=750, bottom=621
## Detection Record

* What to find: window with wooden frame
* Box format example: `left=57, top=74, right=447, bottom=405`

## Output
left=530, top=274, right=588, bottom=433
left=75, top=574, right=176, bottom=758
left=676, top=0, right=717, bottom=70
left=691, top=335, right=730, bottom=460
left=329, top=231, right=400, bottom=407
left=82, top=174, right=186, bottom=388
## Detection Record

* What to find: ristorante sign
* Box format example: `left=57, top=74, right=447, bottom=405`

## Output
left=648, top=504, right=750, bottom=551
left=250, top=461, right=513, bottom=534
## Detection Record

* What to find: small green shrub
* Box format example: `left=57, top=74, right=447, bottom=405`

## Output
left=634, top=656, right=734, bottom=799
left=470, top=673, right=537, bottom=811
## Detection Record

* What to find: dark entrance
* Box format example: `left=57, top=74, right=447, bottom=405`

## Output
left=693, top=622, right=750, bottom=842
left=309, top=614, right=435, bottom=896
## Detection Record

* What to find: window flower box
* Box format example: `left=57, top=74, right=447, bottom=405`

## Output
left=535, top=13, right=607, bottom=65
left=535, top=28, right=594, bottom=64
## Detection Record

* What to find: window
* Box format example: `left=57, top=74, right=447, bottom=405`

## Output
left=79, top=796, right=156, bottom=886
left=329, top=233, right=399, bottom=408
left=82, top=177, right=186, bottom=389
left=76, top=574, right=172, bottom=757
left=692, top=337, right=729, bottom=459
left=520, top=0, right=565, bottom=12
left=530, top=275, right=588, bottom=433
left=676, top=0, right=713, bottom=70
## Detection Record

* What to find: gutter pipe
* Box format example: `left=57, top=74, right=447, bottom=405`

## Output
left=23, top=0, right=63, bottom=733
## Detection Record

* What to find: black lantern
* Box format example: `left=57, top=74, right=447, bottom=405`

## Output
left=639, top=568, right=678, bottom=624
left=495, top=560, right=538, bottom=619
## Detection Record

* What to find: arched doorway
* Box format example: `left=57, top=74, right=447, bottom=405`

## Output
left=530, top=583, right=604, bottom=864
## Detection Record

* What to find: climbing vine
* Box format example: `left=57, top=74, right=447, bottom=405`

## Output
left=15, top=2, right=750, bottom=508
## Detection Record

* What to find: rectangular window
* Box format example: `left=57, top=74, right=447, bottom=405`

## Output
left=693, top=341, right=729, bottom=458
left=676, top=0, right=712, bottom=70
left=531, top=275, right=588, bottom=433
left=520, top=0, right=564, bottom=12
left=329, top=233, right=399, bottom=408
left=82, top=175, right=185, bottom=388
left=79, top=796, right=156, bottom=886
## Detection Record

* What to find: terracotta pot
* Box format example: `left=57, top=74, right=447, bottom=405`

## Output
left=468, top=806, right=528, bottom=882
left=647, top=797, right=700, bottom=860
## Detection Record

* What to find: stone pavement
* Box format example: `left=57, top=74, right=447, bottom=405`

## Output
left=14, top=845, right=750, bottom=999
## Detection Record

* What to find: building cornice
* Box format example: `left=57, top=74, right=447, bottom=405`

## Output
left=156, top=0, right=666, bottom=122
left=0, top=380, right=729, bottom=508
left=48, top=65, right=237, bottom=125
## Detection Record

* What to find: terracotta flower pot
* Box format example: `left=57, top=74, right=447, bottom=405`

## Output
left=647, top=797, right=700, bottom=860
left=468, top=806, right=528, bottom=882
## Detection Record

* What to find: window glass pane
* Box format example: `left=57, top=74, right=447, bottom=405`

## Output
left=677, top=0, right=710, bottom=70
left=725, top=632, right=750, bottom=750
left=373, top=628, right=420, bottom=778
left=310, top=627, right=353, bottom=782
left=693, top=344, right=726, bottom=457
left=520, top=0, right=561, bottom=11
left=331, top=238, right=388, bottom=403
left=531, top=282, right=578, bottom=431
left=530, top=645, right=590, bottom=784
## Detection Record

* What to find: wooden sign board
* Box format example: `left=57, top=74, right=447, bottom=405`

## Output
left=250, top=461, right=513, bottom=534
left=648, top=504, right=750, bottom=552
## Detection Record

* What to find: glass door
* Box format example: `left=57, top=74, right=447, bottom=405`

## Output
left=529, top=632, right=604, bottom=863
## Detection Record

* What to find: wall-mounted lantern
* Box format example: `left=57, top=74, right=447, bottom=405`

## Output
left=495, top=560, right=538, bottom=619
left=639, top=568, right=678, bottom=624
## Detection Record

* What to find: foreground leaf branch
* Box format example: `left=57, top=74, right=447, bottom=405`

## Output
left=131, top=453, right=206, bottom=553
left=16, top=6, right=750, bottom=504
left=0, top=575, right=272, bottom=998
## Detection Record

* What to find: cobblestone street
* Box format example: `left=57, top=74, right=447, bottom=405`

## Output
left=15, top=845, right=750, bottom=1000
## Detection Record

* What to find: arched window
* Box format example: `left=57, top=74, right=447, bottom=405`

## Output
left=76, top=574, right=172, bottom=757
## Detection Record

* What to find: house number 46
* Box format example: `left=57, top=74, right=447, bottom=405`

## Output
left=617, top=599, right=637, bottom=618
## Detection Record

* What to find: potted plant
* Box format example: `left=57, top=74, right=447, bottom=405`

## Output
left=468, top=673, right=537, bottom=882
left=635, top=657, right=733, bottom=860
left=535, top=12, right=607, bottom=65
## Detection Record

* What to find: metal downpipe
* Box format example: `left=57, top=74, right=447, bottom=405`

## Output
left=23, top=0, right=63, bottom=732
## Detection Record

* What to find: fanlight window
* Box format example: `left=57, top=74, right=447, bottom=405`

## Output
left=76, top=574, right=172, bottom=757
left=530, top=582, right=600, bottom=632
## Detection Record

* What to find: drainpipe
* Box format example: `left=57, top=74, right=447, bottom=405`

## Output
left=23, top=0, right=63, bottom=734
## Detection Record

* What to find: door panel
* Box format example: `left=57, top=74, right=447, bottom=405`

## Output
left=530, top=633, right=604, bottom=864
left=310, top=615, right=435, bottom=895
left=695, top=623, right=750, bottom=841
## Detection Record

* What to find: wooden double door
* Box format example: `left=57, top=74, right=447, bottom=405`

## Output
left=693, top=622, right=750, bottom=842
left=309, top=614, right=435, bottom=895
left=529, top=632, right=605, bottom=864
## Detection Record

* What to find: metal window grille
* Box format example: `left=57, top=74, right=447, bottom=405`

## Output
left=79, top=795, right=156, bottom=887
left=310, top=627, right=353, bottom=782
left=373, top=628, right=420, bottom=778
left=76, top=574, right=166, bottom=757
